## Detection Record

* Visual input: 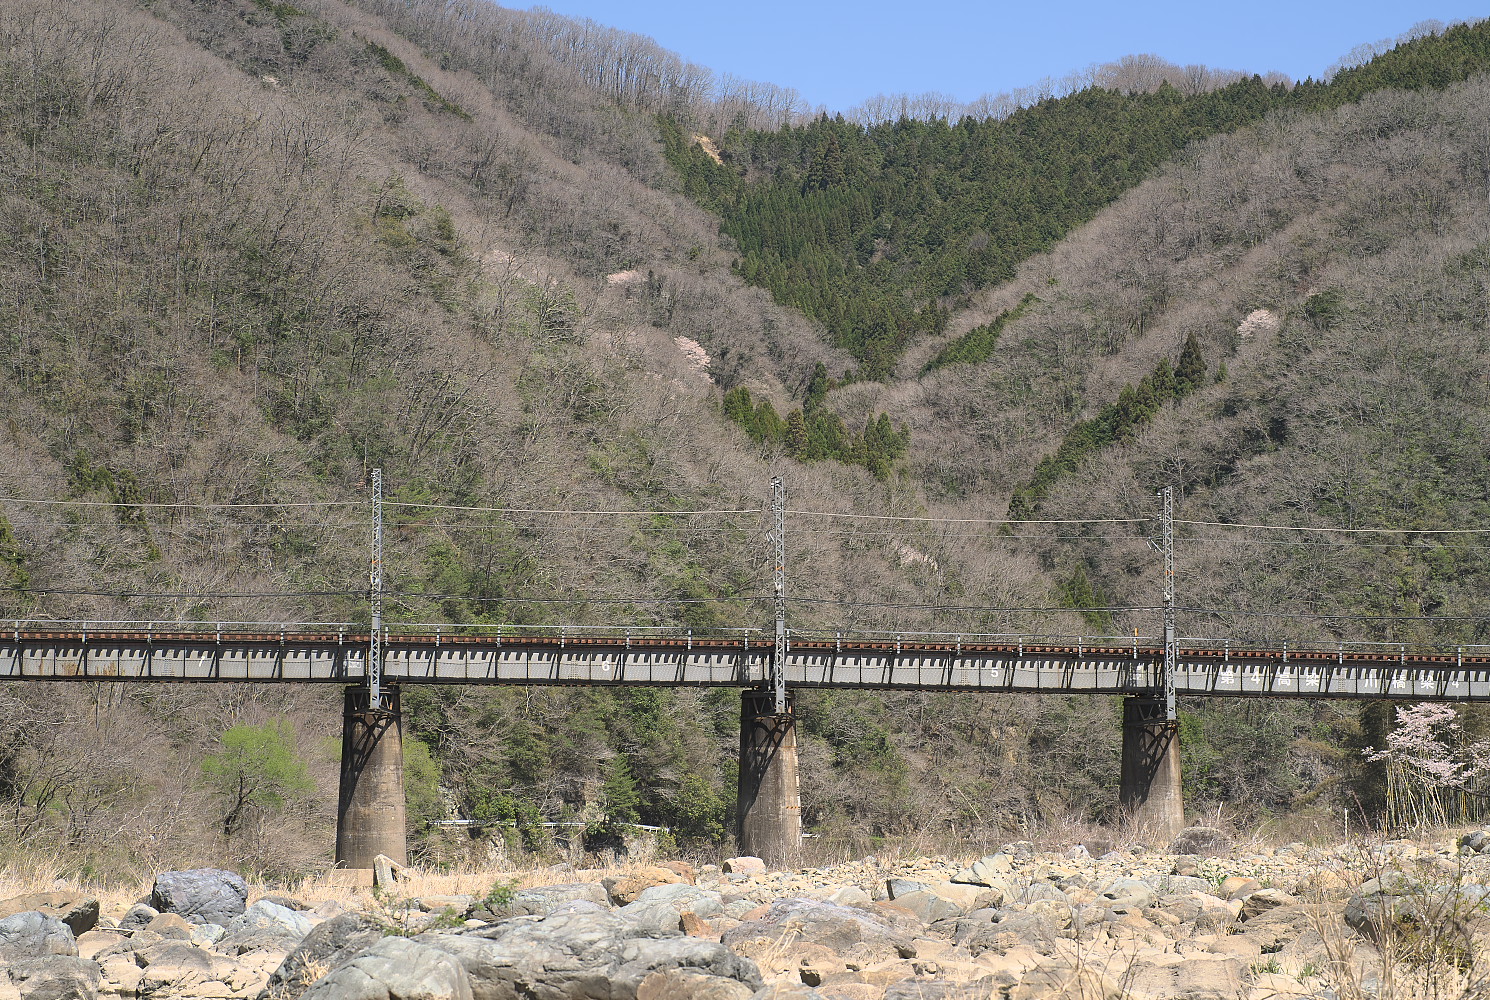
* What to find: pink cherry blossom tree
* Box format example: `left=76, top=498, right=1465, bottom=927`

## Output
left=1365, top=703, right=1490, bottom=829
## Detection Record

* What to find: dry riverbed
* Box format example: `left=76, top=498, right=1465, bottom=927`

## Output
left=5, top=828, right=1490, bottom=999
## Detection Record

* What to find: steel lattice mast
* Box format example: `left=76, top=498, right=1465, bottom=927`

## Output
left=1161, top=484, right=1177, bottom=722
left=369, top=468, right=384, bottom=709
left=771, top=476, right=787, bottom=714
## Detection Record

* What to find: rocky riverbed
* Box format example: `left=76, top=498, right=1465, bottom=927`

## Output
left=6, top=829, right=1490, bottom=1000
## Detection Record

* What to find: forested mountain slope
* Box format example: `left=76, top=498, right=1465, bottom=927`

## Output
left=662, top=20, right=1490, bottom=378
left=0, top=0, right=1486, bottom=878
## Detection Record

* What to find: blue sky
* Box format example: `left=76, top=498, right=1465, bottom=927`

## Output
left=524, top=1, right=1486, bottom=112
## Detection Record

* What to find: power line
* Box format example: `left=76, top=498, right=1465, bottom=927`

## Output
left=1176, top=535, right=1490, bottom=550
left=0, top=494, right=762, bottom=519
left=385, top=592, right=763, bottom=606
left=0, top=495, right=360, bottom=510
left=787, top=508, right=1147, bottom=525
left=18, top=587, right=366, bottom=599
left=384, top=501, right=763, bottom=517
left=1176, top=518, right=1490, bottom=536
left=799, top=529, right=1145, bottom=541
left=787, top=595, right=1157, bottom=615
left=1179, top=606, right=1490, bottom=623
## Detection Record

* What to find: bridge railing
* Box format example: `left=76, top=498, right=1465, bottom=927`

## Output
left=6, top=619, right=364, bottom=636
left=2, top=619, right=764, bottom=642
left=9, top=621, right=1490, bottom=662
left=786, top=629, right=1160, bottom=650
left=1175, top=635, right=1490, bottom=660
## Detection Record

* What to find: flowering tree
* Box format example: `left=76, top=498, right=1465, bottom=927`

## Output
left=1364, top=703, right=1490, bottom=828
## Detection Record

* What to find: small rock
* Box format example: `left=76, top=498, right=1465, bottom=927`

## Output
left=144, top=912, right=194, bottom=940
left=416, top=895, right=476, bottom=918
left=98, top=956, right=144, bottom=997
left=189, top=922, right=226, bottom=947
left=658, top=861, right=698, bottom=884
left=117, top=904, right=158, bottom=932
left=886, top=879, right=928, bottom=899
left=681, top=912, right=715, bottom=937
left=884, top=890, right=962, bottom=924
left=1171, top=855, right=1202, bottom=877
left=825, top=887, right=873, bottom=908
left=951, top=854, right=1012, bottom=886
left=372, top=854, right=408, bottom=893
left=257, top=894, right=309, bottom=911
left=1238, top=888, right=1294, bottom=922
left=136, top=940, right=218, bottom=992
left=722, top=857, right=767, bottom=876
left=76, top=930, right=127, bottom=961
left=1220, top=876, right=1260, bottom=900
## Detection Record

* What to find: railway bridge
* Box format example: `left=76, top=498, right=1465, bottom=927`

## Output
left=5, top=622, right=1487, bottom=869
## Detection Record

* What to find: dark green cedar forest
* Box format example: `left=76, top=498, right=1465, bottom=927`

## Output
left=1, top=0, right=1489, bottom=879
left=661, top=20, right=1490, bottom=380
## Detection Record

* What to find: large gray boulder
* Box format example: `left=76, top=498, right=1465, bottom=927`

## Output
left=152, top=869, right=249, bottom=925
left=0, top=911, right=78, bottom=963
left=619, top=885, right=725, bottom=935
left=5, top=955, right=101, bottom=1000
left=227, top=900, right=317, bottom=941
left=487, top=883, right=609, bottom=919
left=935, top=908, right=1061, bottom=957
left=219, top=900, right=317, bottom=956
left=0, top=893, right=101, bottom=936
left=260, top=914, right=390, bottom=1000
left=951, top=854, right=1012, bottom=887
left=421, top=908, right=761, bottom=1000
left=640, top=970, right=755, bottom=1000
left=1167, top=827, right=1231, bottom=858
left=1099, top=877, right=1155, bottom=910
left=721, top=898, right=918, bottom=963
left=301, top=936, right=472, bottom=1000
left=885, top=890, right=962, bottom=924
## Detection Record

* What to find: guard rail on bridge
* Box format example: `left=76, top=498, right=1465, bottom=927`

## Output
left=4, top=622, right=1490, bottom=700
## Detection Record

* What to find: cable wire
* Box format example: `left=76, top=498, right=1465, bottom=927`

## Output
left=0, top=496, right=360, bottom=510
left=787, top=595, right=1158, bottom=615
left=384, top=501, right=763, bottom=517
left=787, top=508, right=1147, bottom=525
left=1176, top=518, right=1490, bottom=536
left=1179, top=606, right=1490, bottom=623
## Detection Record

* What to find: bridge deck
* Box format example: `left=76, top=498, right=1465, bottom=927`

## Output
left=3, top=629, right=1490, bottom=699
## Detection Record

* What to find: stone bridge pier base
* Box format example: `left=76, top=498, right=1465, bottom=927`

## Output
left=1119, top=695, right=1185, bottom=843
left=336, top=685, right=407, bottom=870
left=737, top=690, right=801, bottom=867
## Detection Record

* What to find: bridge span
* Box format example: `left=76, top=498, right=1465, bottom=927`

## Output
left=6, top=626, right=1490, bottom=699
left=4, top=622, right=1473, bottom=872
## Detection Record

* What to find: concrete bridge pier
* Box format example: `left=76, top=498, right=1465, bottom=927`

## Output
left=737, top=689, right=801, bottom=867
left=335, top=685, right=407, bottom=869
left=1119, top=695, right=1185, bottom=843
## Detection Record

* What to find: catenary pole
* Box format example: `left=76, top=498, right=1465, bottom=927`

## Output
left=771, top=476, right=787, bottom=714
left=1161, top=484, right=1176, bottom=722
left=369, top=468, right=383, bottom=709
